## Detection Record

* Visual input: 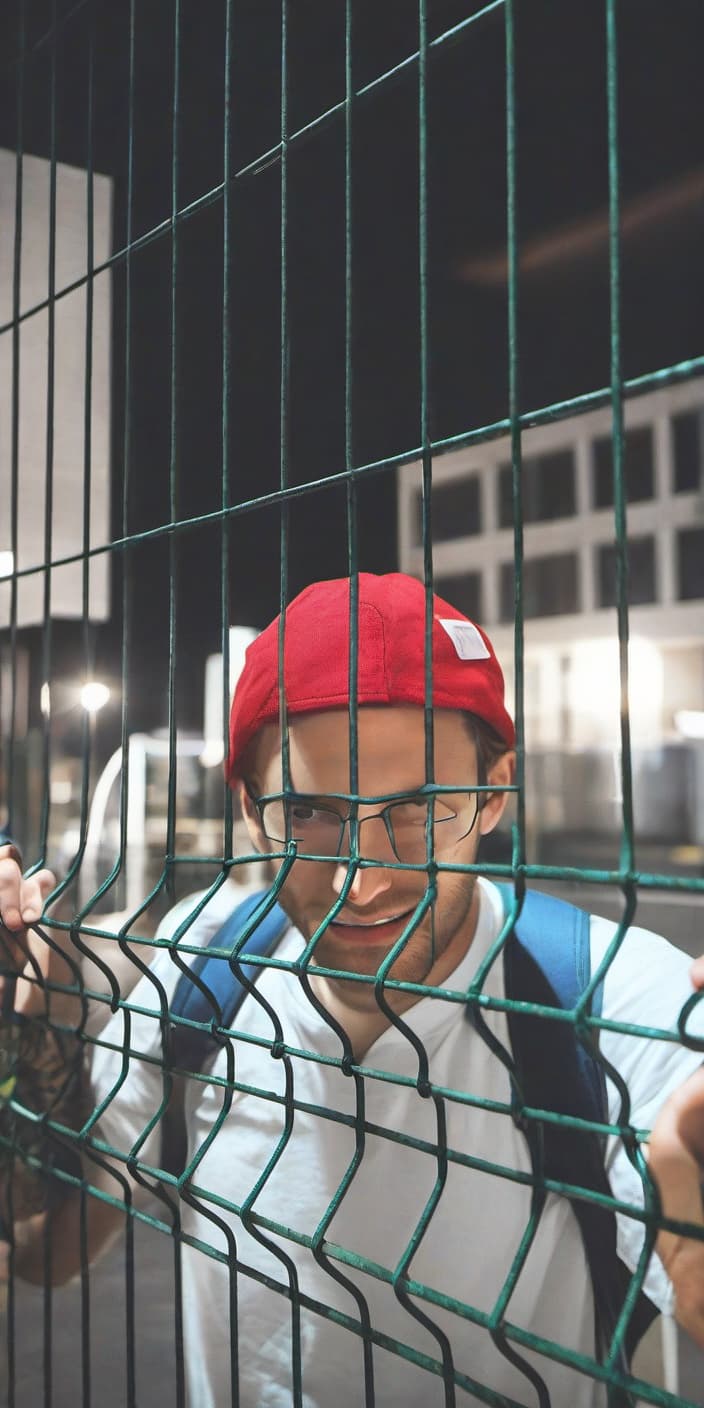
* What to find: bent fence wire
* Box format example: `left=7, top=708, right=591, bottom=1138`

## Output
left=1, top=2, right=703, bottom=1406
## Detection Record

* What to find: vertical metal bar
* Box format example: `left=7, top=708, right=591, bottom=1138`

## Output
left=417, top=0, right=440, bottom=994
left=418, top=0, right=435, bottom=797
left=165, top=0, right=182, bottom=885
left=408, top=9, right=457, bottom=1403
left=280, top=0, right=291, bottom=1081
left=486, top=19, right=554, bottom=1403
left=345, top=0, right=359, bottom=811
left=504, top=0, right=525, bottom=883
left=40, top=6, right=59, bottom=1399
left=220, top=0, right=235, bottom=867
left=5, top=4, right=26, bottom=1401
left=605, top=0, right=635, bottom=882
left=602, top=3, right=645, bottom=1385
left=120, top=9, right=138, bottom=1389
left=277, top=0, right=291, bottom=799
left=167, top=4, right=186, bottom=1404
left=7, top=0, right=25, bottom=843
left=38, top=0, right=59, bottom=869
left=276, top=9, right=302, bottom=1400
left=221, top=1, right=240, bottom=1393
left=42, top=1191, right=53, bottom=1408
left=116, top=3, right=136, bottom=918
left=78, top=11, right=96, bottom=862
left=79, top=1188, right=91, bottom=1406
left=341, top=10, right=376, bottom=1402
left=79, top=18, right=95, bottom=1406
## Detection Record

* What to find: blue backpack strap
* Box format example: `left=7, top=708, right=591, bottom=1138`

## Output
left=498, top=885, right=656, bottom=1375
left=169, top=889, right=289, bottom=1074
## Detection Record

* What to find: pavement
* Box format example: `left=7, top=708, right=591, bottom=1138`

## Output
left=6, top=1200, right=704, bottom=1407
left=8, top=1221, right=176, bottom=1408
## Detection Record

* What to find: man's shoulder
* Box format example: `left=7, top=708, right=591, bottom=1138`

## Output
left=156, top=879, right=270, bottom=946
left=113, top=881, right=273, bottom=1009
left=588, top=907, right=687, bottom=979
left=585, top=908, right=704, bottom=1051
left=479, top=880, right=692, bottom=1002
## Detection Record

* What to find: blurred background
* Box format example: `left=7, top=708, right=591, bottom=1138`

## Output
left=0, top=0, right=702, bottom=934
left=1, top=4, right=704, bottom=1403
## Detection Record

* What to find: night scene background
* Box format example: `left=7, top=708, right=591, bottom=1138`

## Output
left=0, top=0, right=703, bottom=895
left=1, top=11, right=704, bottom=1397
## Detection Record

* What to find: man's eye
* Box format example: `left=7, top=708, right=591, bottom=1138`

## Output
left=289, top=803, right=340, bottom=827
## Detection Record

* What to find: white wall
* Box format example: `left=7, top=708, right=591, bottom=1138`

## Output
left=0, top=148, right=112, bottom=626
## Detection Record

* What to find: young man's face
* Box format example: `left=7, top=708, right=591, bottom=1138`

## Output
left=240, top=706, right=513, bottom=1010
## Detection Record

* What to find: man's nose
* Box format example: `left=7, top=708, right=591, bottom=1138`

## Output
left=331, top=859, right=394, bottom=904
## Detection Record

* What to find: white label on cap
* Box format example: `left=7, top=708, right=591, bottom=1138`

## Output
left=438, top=618, right=490, bottom=661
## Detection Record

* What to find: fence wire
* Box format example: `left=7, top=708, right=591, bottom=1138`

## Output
left=1, top=2, right=703, bottom=1407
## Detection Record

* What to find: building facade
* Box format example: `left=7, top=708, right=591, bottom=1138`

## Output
left=398, top=378, right=704, bottom=853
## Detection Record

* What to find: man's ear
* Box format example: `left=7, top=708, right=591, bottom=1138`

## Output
left=238, top=782, right=265, bottom=852
left=478, top=751, right=516, bottom=837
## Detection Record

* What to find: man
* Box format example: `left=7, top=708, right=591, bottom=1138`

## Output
left=0, top=571, right=703, bottom=1407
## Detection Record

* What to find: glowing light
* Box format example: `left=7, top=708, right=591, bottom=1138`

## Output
left=0, top=552, right=13, bottom=579
left=80, top=681, right=111, bottom=713
left=567, top=637, right=663, bottom=746
left=675, top=710, right=704, bottom=740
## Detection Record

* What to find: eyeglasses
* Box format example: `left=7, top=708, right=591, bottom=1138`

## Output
left=246, top=787, right=482, bottom=865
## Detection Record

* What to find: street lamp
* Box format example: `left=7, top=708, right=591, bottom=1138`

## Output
left=80, top=681, right=110, bottom=714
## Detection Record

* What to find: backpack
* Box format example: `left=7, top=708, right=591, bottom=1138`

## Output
left=166, top=884, right=657, bottom=1390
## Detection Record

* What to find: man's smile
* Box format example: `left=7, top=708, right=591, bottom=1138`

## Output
left=328, top=907, right=418, bottom=943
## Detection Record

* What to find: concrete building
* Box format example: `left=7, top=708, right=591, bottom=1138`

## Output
left=398, top=378, right=704, bottom=858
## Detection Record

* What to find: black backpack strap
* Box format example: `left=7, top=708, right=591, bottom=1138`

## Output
left=499, top=886, right=657, bottom=1381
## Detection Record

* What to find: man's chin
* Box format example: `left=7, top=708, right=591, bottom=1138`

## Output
left=305, top=921, right=436, bottom=985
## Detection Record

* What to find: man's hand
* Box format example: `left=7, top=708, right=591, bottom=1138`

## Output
left=0, top=845, right=72, bottom=1020
left=0, top=846, right=128, bottom=1288
left=0, top=843, right=54, bottom=937
left=650, top=957, right=704, bottom=1346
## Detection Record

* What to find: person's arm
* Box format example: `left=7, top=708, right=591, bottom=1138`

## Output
left=0, top=845, right=128, bottom=1283
left=649, top=955, right=704, bottom=1347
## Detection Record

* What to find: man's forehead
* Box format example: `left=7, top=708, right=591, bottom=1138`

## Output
left=247, top=706, right=476, bottom=789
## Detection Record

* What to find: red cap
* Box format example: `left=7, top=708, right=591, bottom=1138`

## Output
left=227, top=572, right=515, bottom=781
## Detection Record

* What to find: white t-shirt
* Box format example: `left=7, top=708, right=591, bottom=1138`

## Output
left=90, top=879, right=704, bottom=1407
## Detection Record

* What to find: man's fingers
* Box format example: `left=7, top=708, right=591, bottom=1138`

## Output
left=650, top=1063, right=704, bottom=1349
left=690, top=955, right=704, bottom=991
left=652, top=1067, right=704, bottom=1169
left=0, top=854, right=24, bottom=934
left=0, top=859, right=58, bottom=1015
left=19, top=869, right=56, bottom=924
left=0, top=859, right=56, bottom=945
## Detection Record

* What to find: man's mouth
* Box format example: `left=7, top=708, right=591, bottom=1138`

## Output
left=328, top=908, right=417, bottom=942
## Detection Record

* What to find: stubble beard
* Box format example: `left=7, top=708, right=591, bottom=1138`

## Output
left=281, top=869, right=480, bottom=1016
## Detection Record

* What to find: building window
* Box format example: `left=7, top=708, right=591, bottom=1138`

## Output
left=497, top=448, right=576, bottom=528
left=434, top=572, right=482, bottom=622
left=596, top=536, right=657, bottom=608
left=672, top=409, right=703, bottom=493
left=414, top=475, right=481, bottom=545
left=500, top=552, right=579, bottom=622
left=592, top=426, right=654, bottom=507
left=677, top=527, right=704, bottom=601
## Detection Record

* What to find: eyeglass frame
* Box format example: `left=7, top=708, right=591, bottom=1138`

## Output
left=243, top=782, right=490, bottom=864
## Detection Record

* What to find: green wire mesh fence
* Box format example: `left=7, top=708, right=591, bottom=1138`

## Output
left=1, top=2, right=704, bottom=1405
